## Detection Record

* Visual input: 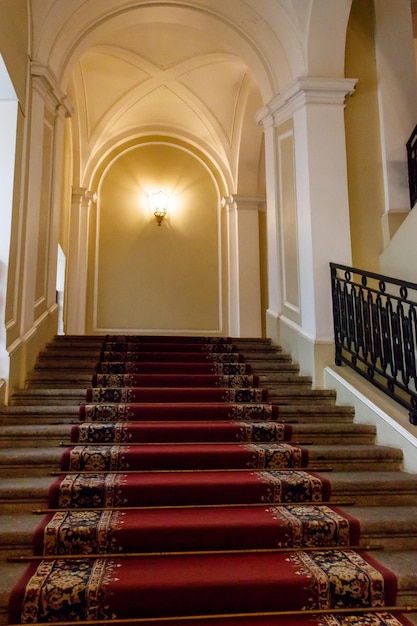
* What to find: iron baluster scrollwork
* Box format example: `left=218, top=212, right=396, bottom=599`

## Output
left=330, top=263, right=417, bottom=424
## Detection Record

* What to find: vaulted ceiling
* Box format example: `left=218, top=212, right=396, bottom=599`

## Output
left=66, top=19, right=262, bottom=191
left=29, top=1, right=365, bottom=192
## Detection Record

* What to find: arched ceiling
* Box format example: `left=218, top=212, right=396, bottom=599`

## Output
left=29, top=1, right=354, bottom=191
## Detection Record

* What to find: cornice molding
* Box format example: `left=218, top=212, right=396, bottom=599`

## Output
left=72, top=187, right=97, bottom=207
left=31, top=62, right=73, bottom=117
left=256, top=76, right=358, bottom=128
left=222, top=195, right=266, bottom=212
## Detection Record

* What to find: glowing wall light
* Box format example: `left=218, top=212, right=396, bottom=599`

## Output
left=149, top=191, right=169, bottom=226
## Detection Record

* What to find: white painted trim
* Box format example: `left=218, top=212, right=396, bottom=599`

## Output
left=324, top=365, right=417, bottom=473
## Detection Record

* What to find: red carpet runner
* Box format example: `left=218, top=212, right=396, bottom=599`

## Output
left=8, top=336, right=414, bottom=626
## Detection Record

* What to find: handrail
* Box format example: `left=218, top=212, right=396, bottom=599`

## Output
left=330, top=263, right=417, bottom=424
left=406, top=124, right=417, bottom=209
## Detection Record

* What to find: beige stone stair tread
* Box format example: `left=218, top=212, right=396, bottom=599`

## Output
left=0, top=447, right=62, bottom=466
left=0, top=424, right=71, bottom=438
left=259, top=372, right=311, bottom=380
left=0, top=514, right=41, bottom=546
left=0, top=443, right=401, bottom=467
left=371, top=549, right=417, bottom=598
left=328, top=471, right=417, bottom=505
left=0, top=478, right=52, bottom=514
left=347, top=505, right=417, bottom=535
left=0, top=561, right=27, bottom=615
left=0, top=405, right=79, bottom=415
left=12, top=389, right=86, bottom=396
left=307, top=443, right=403, bottom=459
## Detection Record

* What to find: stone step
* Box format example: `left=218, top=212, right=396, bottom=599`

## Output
left=0, top=476, right=53, bottom=513
left=373, top=549, right=417, bottom=606
left=258, top=373, right=312, bottom=385
left=291, top=422, right=376, bottom=444
left=10, top=387, right=338, bottom=407
left=345, top=505, right=417, bottom=550
left=238, top=352, right=293, bottom=362
left=9, top=389, right=86, bottom=406
left=0, top=405, right=80, bottom=425
left=306, top=443, right=403, bottom=471
left=277, top=404, right=355, bottom=422
left=0, top=424, right=71, bottom=448
left=36, top=348, right=102, bottom=360
left=25, top=372, right=312, bottom=388
left=0, top=404, right=355, bottom=426
left=2, top=505, right=417, bottom=561
left=0, top=469, right=417, bottom=514
left=0, top=447, right=62, bottom=477
left=0, top=442, right=404, bottom=478
left=0, top=422, right=376, bottom=448
left=0, top=560, right=27, bottom=625
left=1, top=544, right=417, bottom=626
left=249, top=363, right=301, bottom=374
left=267, top=388, right=337, bottom=405
left=25, top=373, right=94, bottom=388
left=328, top=470, right=417, bottom=506
left=34, top=355, right=101, bottom=368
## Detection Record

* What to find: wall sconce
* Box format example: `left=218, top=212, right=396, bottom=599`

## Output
left=149, top=191, right=169, bottom=226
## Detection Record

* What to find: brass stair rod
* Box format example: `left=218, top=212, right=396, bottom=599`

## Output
left=32, top=500, right=355, bottom=514
left=8, top=544, right=384, bottom=562
left=59, top=441, right=313, bottom=447
left=50, top=466, right=333, bottom=475
left=7, top=605, right=417, bottom=626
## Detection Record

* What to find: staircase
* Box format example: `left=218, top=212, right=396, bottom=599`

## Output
left=1, top=335, right=417, bottom=624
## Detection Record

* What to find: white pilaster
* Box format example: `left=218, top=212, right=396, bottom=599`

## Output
left=66, top=188, right=95, bottom=334
left=257, top=77, right=356, bottom=383
left=21, top=64, right=71, bottom=336
left=223, top=195, right=264, bottom=337
left=223, top=197, right=239, bottom=336
left=254, top=116, right=282, bottom=338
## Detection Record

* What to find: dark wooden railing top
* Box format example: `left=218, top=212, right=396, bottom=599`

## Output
left=407, top=124, right=417, bottom=209
left=330, top=263, right=417, bottom=424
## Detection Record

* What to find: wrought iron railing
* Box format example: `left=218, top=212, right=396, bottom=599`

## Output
left=406, top=124, right=417, bottom=209
left=330, top=263, right=417, bottom=424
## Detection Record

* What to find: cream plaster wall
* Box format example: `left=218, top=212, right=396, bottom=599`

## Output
left=0, top=0, right=28, bottom=106
left=344, top=0, right=385, bottom=273
left=87, top=144, right=224, bottom=335
left=380, top=205, right=417, bottom=284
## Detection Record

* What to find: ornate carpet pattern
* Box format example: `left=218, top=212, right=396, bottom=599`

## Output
left=71, top=420, right=292, bottom=444
left=11, top=549, right=398, bottom=624
left=85, top=386, right=267, bottom=403
left=79, top=401, right=279, bottom=422
left=48, top=469, right=331, bottom=509
left=93, top=372, right=258, bottom=388
left=98, top=361, right=251, bottom=375
left=60, top=442, right=308, bottom=471
left=8, top=336, right=414, bottom=626
left=101, top=350, right=244, bottom=362
left=33, top=504, right=359, bottom=556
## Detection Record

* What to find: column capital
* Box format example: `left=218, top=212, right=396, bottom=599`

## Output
left=31, top=62, right=72, bottom=117
left=222, top=195, right=266, bottom=212
left=72, top=188, right=97, bottom=207
left=256, top=76, right=357, bottom=128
